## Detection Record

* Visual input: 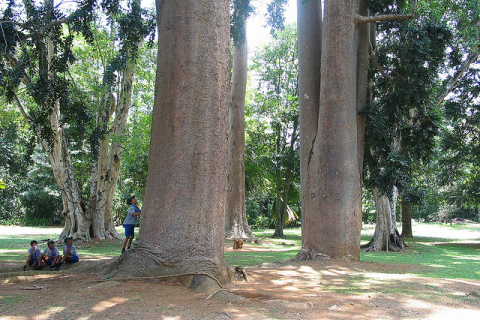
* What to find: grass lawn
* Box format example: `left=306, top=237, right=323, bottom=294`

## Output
left=1, top=223, right=479, bottom=281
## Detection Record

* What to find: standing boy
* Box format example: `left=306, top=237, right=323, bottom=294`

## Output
left=122, top=195, right=141, bottom=254
left=23, top=240, right=42, bottom=271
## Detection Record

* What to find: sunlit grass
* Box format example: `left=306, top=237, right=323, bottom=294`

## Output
left=1, top=224, right=479, bottom=281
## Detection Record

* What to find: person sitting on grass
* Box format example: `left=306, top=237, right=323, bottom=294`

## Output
left=60, top=237, right=79, bottom=265
left=41, top=240, right=62, bottom=271
left=23, top=240, right=42, bottom=271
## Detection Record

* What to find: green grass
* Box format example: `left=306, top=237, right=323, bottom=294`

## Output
left=1, top=224, right=479, bottom=282
left=360, top=237, right=480, bottom=280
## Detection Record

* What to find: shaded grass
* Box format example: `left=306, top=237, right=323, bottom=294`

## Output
left=1, top=224, right=479, bottom=282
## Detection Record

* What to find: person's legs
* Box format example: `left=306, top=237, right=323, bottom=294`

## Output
left=122, top=225, right=134, bottom=253
left=127, top=234, right=134, bottom=249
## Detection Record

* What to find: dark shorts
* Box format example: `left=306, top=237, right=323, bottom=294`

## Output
left=66, top=255, right=79, bottom=263
left=124, top=224, right=135, bottom=238
left=28, top=258, right=39, bottom=266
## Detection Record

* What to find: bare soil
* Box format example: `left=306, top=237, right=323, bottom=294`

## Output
left=1, top=224, right=479, bottom=320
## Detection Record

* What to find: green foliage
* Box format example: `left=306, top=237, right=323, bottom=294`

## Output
left=246, top=24, right=300, bottom=230
left=364, top=8, right=452, bottom=198
left=439, top=68, right=480, bottom=208
left=266, top=0, right=288, bottom=36
left=230, top=0, right=253, bottom=46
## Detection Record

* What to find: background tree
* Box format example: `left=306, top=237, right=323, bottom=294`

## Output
left=87, top=0, right=155, bottom=240
left=0, top=0, right=100, bottom=240
left=362, top=1, right=451, bottom=251
left=225, top=0, right=256, bottom=241
left=249, top=24, right=300, bottom=238
left=0, top=0, right=155, bottom=239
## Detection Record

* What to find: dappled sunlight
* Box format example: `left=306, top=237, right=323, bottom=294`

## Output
left=91, top=297, right=128, bottom=312
left=33, top=306, right=65, bottom=320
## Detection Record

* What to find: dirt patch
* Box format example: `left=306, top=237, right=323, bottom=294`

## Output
left=1, top=258, right=480, bottom=320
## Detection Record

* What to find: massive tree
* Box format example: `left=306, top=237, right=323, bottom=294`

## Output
left=112, top=0, right=234, bottom=289
left=297, top=0, right=363, bottom=261
left=296, top=0, right=413, bottom=260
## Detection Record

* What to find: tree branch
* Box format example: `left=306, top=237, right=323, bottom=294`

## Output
left=436, top=48, right=480, bottom=107
left=356, top=14, right=414, bottom=26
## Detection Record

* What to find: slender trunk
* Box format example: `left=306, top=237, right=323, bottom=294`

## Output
left=111, top=0, right=233, bottom=288
left=401, top=199, right=413, bottom=238
left=297, top=0, right=322, bottom=247
left=225, top=18, right=255, bottom=241
left=273, top=167, right=285, bottom=238
left=356, top=0, right=370, bottom=177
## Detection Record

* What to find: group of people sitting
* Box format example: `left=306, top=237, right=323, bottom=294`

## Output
left=23, top=237, right=79, bottom=271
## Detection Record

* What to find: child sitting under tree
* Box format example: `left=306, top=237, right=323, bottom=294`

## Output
left=60, top=237, right=79, bottom=265
left=41, top=240, right=62, bottom=271
left=23, top=240, right=42, bottom=271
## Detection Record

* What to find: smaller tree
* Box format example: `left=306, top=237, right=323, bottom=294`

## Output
left=249, top=24, right=300, bottom=238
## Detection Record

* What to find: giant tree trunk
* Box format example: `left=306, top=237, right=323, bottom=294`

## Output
left=111, top=0, right=233, bottom=287
left=362, top=188, right=406, bottom=251
left=298, top=0, right=362, bottom=261
left=401, top=199, right=413, bottom=238
left=225, top=19, right=255, bottom=242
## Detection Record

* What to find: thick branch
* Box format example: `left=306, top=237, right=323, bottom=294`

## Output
left=436, top=49, right=480, bottom=106
left=356, top=14, right=414, bottom=26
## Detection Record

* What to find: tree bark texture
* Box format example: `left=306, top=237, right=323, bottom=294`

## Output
left=298, top=0, right=362, bottom=261
left=44, top=101, right=91, bottom=241
left=89, top=53, right=138, bottom=240
left=112, top=0, right=233, bottom=285
left=225, top=21, right=255, bottom=241
left=362, top=188, right=406, bottom=251
left=401, top=199, right=413, bottom=238
left=45, top=27, right=90, bottom=241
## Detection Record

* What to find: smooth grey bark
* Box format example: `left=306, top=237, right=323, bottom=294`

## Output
left=362, top=187, right=406, bottom=251
left=297, top=0, right=322, bottom=253
left=298, top=0, right=362, bottom=261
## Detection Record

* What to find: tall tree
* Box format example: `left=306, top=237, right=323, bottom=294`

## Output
left=297, top=0, right=362, bottom=260
left=225, top=0, right=256, bottom=241
left=297, top=0, right=412, bottom=260
left=0, top=0, right=98, bottom=240
left=112, top=0, right=234, bottom=291
left=362, top=1, right=454, bottom=251
left=88, top=0, right=155, bottom=240
left=250, top=24, right=300, bottom=238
